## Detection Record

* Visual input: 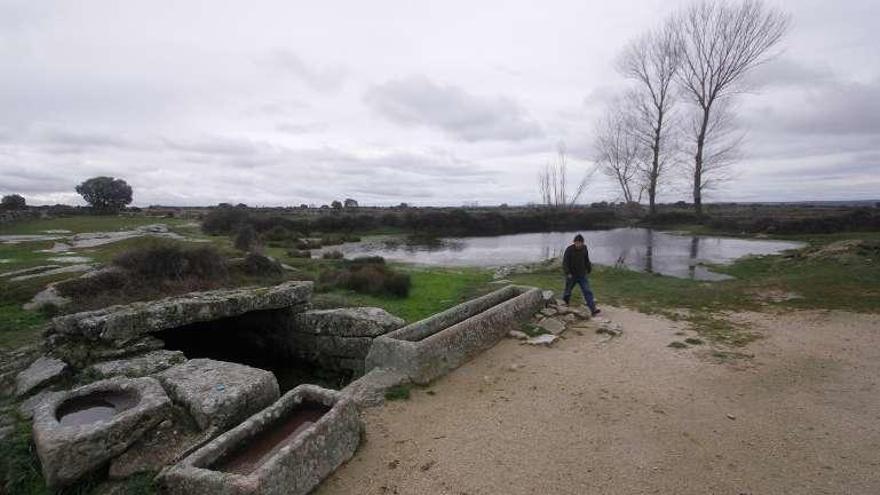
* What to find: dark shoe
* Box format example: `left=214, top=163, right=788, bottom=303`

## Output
left=591, top=308, right=601, bottom=317
left=562, top=298, right=570, bottom=305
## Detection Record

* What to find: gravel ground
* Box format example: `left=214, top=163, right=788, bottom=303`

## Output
left=319, top=306, right=880, bottom=495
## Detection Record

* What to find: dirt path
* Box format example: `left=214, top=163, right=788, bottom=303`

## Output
left=319, top=307, right=880, bottom=495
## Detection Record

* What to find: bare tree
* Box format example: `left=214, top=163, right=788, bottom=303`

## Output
left=538, top=145, right=595, bottom=208
left=673, top=0, right=789, bottom=214
left=594, top=103, right=644, bottom=204
left=616, top=22, right=681, bottom=214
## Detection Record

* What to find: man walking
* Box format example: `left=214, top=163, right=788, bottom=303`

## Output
left=562, top=234, right=600, bottom=316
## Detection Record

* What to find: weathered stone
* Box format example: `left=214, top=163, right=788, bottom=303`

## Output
left=49, top=281, right=313, bottom=343
left=158, top=385, right=362, bottom=495
left=89, top=350, right=186, bottom=378
left=15, top=356, right=68, bottom=397
left=10, top=264, right=93, bottom=282
left=287, top=333, right=374, bottom=359
left=19, top=389, right=58, bottom=420
left=32, top=377, right=172, bottom=489
left=340, top=368, right=409, bottom=408
left=540, top=307, right=558, bottom=317
left=537, top=317, right=566, bottom=336
left=507, top=330, right=530, bottom=340
left=366, top=285, right=543, bottom=384
left=156, top=359, right=280, bottom=431
left=292, top=307, right=404, bottom=338
left=23, top=285, right=70, bottom=311
left=541, top=290, right=554, bottom=302
left=562, top=313, right=578, bottom=323
left=109, top=410, right=203, bottom=479
left=525, top=334, right=558, bottom=346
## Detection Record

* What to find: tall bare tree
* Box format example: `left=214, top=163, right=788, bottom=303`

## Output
left=594, top=103, right=644, bottom=204
left=673, top=0, right=788, bottom=214
left=616, top=23, right=681, bottom=214
left=538, top=145, right=595, bottom=208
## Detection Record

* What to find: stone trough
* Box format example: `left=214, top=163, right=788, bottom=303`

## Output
left=32, top=377, right=172, bottom=489
left=158, top=384, right=361, bottom=495
left=365, top=285, right=544, bottom=384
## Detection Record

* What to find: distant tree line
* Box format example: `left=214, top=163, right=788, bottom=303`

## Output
left=201, top=204, right=620, bottom=238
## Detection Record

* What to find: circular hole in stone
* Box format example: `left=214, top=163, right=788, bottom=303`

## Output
left=56, top=390, right=139, bottom=427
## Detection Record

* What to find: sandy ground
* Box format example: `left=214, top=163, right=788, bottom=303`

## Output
left=318, top=307, right=880, bottom=495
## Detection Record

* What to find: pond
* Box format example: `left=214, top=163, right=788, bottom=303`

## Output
left=326, top=228, right=804, bottom=281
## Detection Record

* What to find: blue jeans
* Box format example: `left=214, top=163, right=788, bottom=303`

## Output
left=563, top=275, right=596, bottom=311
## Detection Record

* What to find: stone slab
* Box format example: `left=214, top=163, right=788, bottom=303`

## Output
left=49, top=281, right=313, bottom=343
left=15, top=356, right=68, bottom=397
left=156, top=359, right=280, bottom=431
left=89, top=350, right=187, bottom=378
left=292, top=307, right=404, bottom=338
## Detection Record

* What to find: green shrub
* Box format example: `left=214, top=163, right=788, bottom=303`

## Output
left=320, top=262, right=410, bottom=297
left=241, top=253, right=283, bottom=276
left=286, top=249, right=312, bottom=259
left=233, top=224, right=259, bottom=252
left=113, top=241, right=227, bottom=281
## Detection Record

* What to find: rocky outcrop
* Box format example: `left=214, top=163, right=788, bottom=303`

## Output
left=32, top=377, right=172, bottom=489
left=15, top=356, right=69, bottom=397
left=48, top=281, right=313, bottom=343
left=292, top=307, right=404, bottom=338
left=156, top=359, right=280, bottom=431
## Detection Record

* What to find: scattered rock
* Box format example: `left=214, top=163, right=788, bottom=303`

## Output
left=684, top=337, right=704, bottom=346
left=541, top=290, right=554, bottom=303
left=23, top=285, right=71, bottom=311
left=561, top=313, right=578, bottom=323
left=537, top=317, right=566, bottom=336
left=540, top=307, right=558, bottom=317
left=507, top=330, right=529, bottom=340
left=0, top=264, right=63, bottom=278
left=596, top=322, right=623, bottom=337
left=726, top=413, right=737, bottom=420
left=668, top=341, right=688, bottom=349
left=15, top=356, right=68, bottom=397
left=525, top=334, right=558, bottom=346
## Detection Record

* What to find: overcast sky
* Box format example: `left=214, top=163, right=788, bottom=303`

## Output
left=1, top=0, right=877, bottom=207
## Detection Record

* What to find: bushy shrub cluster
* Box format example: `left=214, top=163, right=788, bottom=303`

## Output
left=319, top=257, right=410, bottom=297
left=112, top=240, right=227, bottom=280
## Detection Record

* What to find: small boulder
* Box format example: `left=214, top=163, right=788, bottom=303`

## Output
left=525, top=334, right=558, bottom=346
left=507, top=330, right=529, bottom=340
left=15, top=356, right=68, bottom=397
left=540, top=307, right=558, bottom=317
left=537, top=317, right=566, bottom=336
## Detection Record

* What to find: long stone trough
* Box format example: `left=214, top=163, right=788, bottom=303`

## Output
left=158, top=384, right=361, bottom=495
left=365, top=285, right=544, bottom=384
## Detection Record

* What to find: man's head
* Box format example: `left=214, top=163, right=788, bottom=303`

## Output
left=573, top=234, right=584, bottom=248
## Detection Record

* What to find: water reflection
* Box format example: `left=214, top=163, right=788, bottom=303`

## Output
left=330, top=228, right=804, bottom=281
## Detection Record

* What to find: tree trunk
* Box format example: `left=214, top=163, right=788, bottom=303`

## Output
left=693, top=106, right=711, bottom=216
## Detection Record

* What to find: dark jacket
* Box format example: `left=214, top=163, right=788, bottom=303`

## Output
left=563, top=244, right=592, bottom=278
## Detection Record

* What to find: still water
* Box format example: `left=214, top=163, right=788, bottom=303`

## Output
left=330, top=228, right=804, bottom=281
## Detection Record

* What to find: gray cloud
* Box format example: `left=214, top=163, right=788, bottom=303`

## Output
left=364, top=76, right=544, bottom=142
left=266, top=50, right=347, bottom=93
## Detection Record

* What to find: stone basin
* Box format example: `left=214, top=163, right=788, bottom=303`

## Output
left=159, top=384, right=361, bottom=495
left=32, top=377, right=171, bottom=489
left=56, top=389, right=137, bottom=427
left=365, top=285, right=543, bottom=384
